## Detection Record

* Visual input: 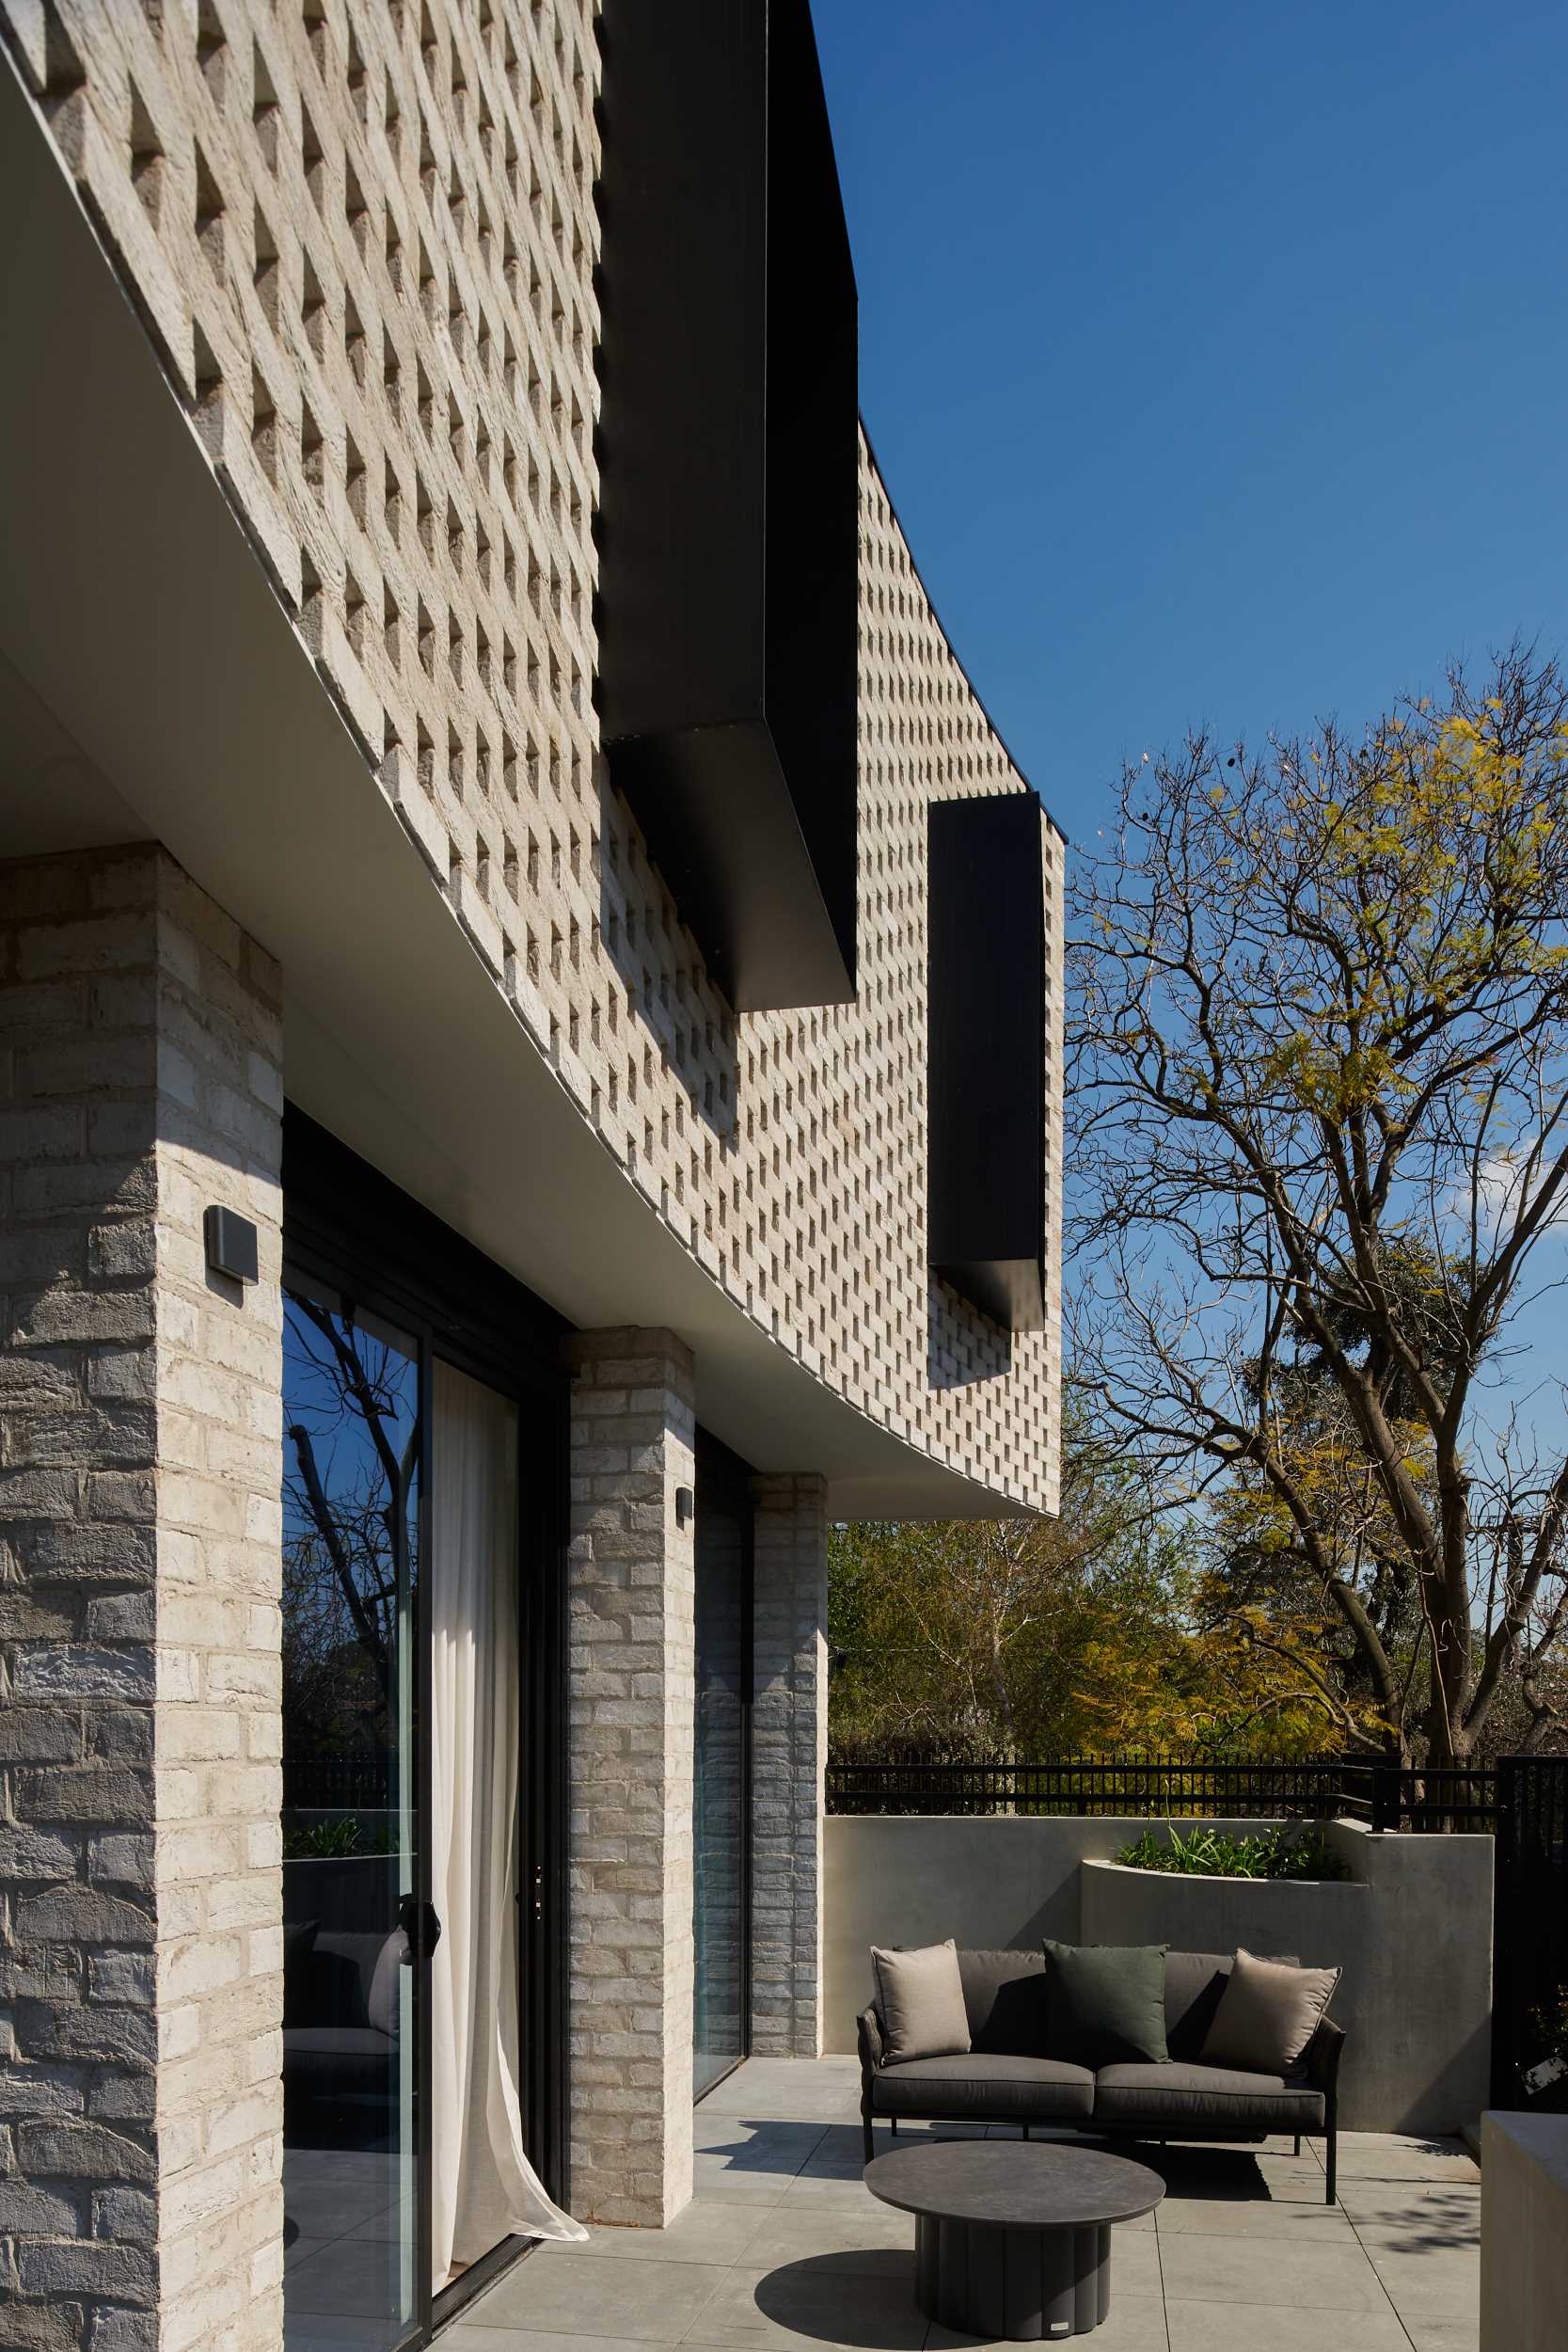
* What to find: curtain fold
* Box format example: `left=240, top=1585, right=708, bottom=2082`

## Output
left=430, top=1359, right=587, bottom=2289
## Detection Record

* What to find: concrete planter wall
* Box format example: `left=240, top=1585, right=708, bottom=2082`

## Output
left=824, top=1815, right=1493, bottom=2134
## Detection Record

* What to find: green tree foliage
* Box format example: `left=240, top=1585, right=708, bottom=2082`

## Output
left=1070, top=645, right=1568, bottom=1763
left=829, top=1425, right=1340, bottom=1758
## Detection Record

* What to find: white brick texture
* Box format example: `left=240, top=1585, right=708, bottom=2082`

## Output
left=0, top=845, right=283, bottom=2352
left=750, top=1476, right=828, bottom=2059
left=563, top=1328, right=695, bottom=2228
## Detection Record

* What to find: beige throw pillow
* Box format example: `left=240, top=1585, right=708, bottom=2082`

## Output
left=1201, top=1947, right=1339, bottom=2074
left=870, top=1937, right=972, bottom=2063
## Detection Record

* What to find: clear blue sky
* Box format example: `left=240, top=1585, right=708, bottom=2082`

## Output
left=816, top=0, right=1568, bottom=850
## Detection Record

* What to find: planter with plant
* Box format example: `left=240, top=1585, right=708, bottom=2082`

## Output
left=1116, top=1821, right=1351, bottom=1882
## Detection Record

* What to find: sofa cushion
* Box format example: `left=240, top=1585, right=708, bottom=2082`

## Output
left=874, top=2053, right=1095, bottom=2122
left=958, top=1947, right=1051, bottom=2057
left=1093, top=2060, right=1323, bottom=2132
left=871, top=1939, right=971, bottom=2063
left=1162, top=1949, right=1233, bottom=2060
left=1043, top=1939, right=1169, bottom=2067
left=1201, top=1948, right=1339, bottom=2075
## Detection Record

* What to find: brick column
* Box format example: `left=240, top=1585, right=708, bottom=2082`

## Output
left=750, top=1475, right=828, bottom=2059
left=0, top=846, right=283, bottom=2352
left=563, top=1329, right=696, bottom=2227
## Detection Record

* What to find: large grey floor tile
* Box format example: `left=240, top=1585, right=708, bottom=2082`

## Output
left=691, top=2160, right=796, bottom=2207
left=683, top=2254, right=927, bottom=2348
left=926, top=2293, right=1169, bottom=2349
left=1399, top=2318, right=1481, bottom=2352
left=538, top=2203, right=769, bottom=2267
left=1106, top=2230, right=1162, bottom=2301
left=466, top=2252, right=724, bottom=2342
left=1156, top=2232, right=1387, bottom=2312
left=775, top=2174, right=885, bottom=2212
left=1164, top=2303, right=1410, bottom=2352
left=744, top=2203, right=914, bottom=2268
left=694, top=2119, right=829, bottom=2161
left=1365, top=2245, right=1479, bottom=2318
left=1329, top=2137, right=1478, bottom=2184
left=1156, top=2194, right=1354, bottom=2240
left=440, top=2332, right=657, bottom=2352
left=1352, top=2208, right=1480, bottom=2256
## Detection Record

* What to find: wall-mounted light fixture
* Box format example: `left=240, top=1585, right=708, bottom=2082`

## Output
left=675, top=1486, right=694, bottom=1530
left=204, top=1205, right=259, bottom=1286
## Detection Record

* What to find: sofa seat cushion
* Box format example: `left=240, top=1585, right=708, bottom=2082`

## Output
left=1093, top=2061, right=1323, bottom=2132
left=874, top=2054, right=1095, bottom=2122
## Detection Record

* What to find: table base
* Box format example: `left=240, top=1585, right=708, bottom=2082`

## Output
left=914, top=2215, right=1112, bottom=2341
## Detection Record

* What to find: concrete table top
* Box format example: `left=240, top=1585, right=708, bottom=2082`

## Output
left=864, top=2139, right=1165, bottom=2230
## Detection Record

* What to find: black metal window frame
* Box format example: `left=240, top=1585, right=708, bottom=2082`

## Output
left=282, top=1108, right=572, bottom=2344
left=691, top=1426, right=756, bottom=2105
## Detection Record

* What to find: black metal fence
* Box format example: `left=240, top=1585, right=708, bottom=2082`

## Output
left=826, top=1750, right=1500, bottom=1830
left=1493, top=1755, right=1568, bottom=2106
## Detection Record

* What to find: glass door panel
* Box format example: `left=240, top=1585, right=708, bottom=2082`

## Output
left=280, top=1291, right=421, bottom=2352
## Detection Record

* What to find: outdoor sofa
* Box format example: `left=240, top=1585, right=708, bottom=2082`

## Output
left=857, top=1945, right=1345, bottom=2203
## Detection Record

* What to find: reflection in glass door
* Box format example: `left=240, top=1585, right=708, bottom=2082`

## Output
left=280, top=1292, right=421, bottom=2352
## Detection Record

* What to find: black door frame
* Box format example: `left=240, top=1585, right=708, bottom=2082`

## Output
left=282, top=1109, right=571, bottom=2346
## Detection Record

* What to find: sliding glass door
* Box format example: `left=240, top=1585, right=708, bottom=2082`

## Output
left=279, top=1291, right=420, bottom=2352
left=280, top=1112, right=569, bottom=2352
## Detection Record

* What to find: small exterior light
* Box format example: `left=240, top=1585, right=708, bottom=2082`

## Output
left=204, top=1205, right=259, bottom=1286
left=674, top=1486, right=694, bottom=1529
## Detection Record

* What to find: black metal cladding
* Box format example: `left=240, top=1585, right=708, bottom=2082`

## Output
left=594, top=0, right=859, bottom=1013
left=927, top=793, right=1048, bottom=1331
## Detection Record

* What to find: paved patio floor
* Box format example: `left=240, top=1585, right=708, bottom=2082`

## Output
left=451, top=2058, right=1480, bottom=2352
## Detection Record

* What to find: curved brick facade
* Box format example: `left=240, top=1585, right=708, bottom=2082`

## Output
left=4, top=0, right=1062, bottom=1517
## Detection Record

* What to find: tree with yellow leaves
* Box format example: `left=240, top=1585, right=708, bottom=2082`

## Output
left=828, top=1420, right=1341, bottom=1760
left=1070, top=644, right=1568, bottom=1766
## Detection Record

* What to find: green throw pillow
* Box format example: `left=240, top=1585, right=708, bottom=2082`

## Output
left=1042, top=1938, right=1169, bottom=2067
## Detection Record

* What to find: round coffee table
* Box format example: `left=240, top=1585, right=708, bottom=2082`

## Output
left=863, top=2139, right=1163, bottom=2342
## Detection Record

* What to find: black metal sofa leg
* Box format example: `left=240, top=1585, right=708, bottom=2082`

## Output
left=1325, top=2120, right=1337, bottom=2206
left=1292, top=2134, right=1302, bottom=2158
left=862, top=2109, right=874, bottom=2166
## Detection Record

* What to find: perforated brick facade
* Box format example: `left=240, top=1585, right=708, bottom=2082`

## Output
left=2, top=0, right=1063, bottom=1519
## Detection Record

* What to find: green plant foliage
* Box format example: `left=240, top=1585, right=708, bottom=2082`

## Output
left=282, top=1816, right=394, bottom=1860
left=1116, top=1820, right=1350, bottom=1881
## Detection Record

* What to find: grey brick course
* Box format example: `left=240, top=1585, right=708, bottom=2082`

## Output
left=0, top=846, right=282, bottom=2352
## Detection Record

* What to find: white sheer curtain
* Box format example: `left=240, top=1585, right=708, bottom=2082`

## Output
left=430, top=1359, right=587, bottom=2288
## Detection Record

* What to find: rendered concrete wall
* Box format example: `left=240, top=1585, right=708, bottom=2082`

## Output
left=1481, top=2112, right=1568, bottom=2352
left=824, top=1815, right=1493, bottom=2134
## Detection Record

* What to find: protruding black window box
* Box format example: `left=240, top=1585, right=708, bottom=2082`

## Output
left=595, top=0, right=858, bottom=1013
left=927, top=793, right=1049, bottom=1332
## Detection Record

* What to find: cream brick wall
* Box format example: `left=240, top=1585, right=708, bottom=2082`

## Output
left=563, top=1328, right=696, bottom=2229
left=0, top=846, right=283, bottom=2352
left=750, top=1476, right=828, bottom=2060
left=1, top=0, right=1064, bottom=1521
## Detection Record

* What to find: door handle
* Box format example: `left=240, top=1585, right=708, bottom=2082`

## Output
left=398, top=1893, right=442, bottom=1958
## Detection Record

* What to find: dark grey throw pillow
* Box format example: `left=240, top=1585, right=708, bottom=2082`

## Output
left=1042, top=1938, right=1169, bottom=2067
